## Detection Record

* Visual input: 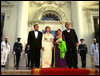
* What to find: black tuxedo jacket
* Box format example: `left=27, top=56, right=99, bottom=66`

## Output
left=62, top=29, right=78, bottom=46
left=27, top=31, right=42, bottom=49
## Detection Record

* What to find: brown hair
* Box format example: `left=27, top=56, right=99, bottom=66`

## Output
left=56, top=29, right=61, bottom=33
left=34, top=24, right=38, bottom=27
left=45, top=26, right=50, bottom=31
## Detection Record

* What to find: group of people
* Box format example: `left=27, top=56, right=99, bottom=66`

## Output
left=1, top=22, right=99, bottom=69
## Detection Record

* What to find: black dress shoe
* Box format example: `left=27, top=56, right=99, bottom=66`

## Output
left=1, top=65, right=6, bottom=67
left=74, top=67, right=78, bottom=69
left=95, top=65, right=99, bottom=68
left=15, top=65, right=19, bottom=67
left=68, top=67, right=72, bottom=69
left=16, top=67, right=19, bottom=70
left=82, top=66, right=86, bottom=68
left=30, top=67, right=33, bottom=69
left=28, top=67, right=31, bottom=70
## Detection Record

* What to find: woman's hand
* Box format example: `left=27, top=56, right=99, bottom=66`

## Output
left=56, top=41, right=61, bottom=44
left=52, top=47, right=54, bottom=51
left=58, top=41, right=61, bottom=43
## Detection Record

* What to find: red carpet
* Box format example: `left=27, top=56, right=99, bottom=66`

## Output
left=31, top=68, right=98, bottom=75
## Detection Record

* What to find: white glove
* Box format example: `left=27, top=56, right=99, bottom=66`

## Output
left=14, top=52, right=16, bottom=55
left=21, top=52, right=23, bottom=55
left=25, top=53, right=27, bottom=56
left=1, top=51, right=3, bottom=54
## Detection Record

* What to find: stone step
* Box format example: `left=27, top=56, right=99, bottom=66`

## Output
left=1, top=70, right=31, bottom=75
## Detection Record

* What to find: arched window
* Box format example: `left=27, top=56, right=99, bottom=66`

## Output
left=41, top=12, right=60, bottom=21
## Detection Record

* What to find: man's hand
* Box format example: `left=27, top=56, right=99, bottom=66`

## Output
left=42, top=47, right=44, bottom=51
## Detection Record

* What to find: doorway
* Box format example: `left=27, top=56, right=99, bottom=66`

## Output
left=1, top=14, right=5, bottom=41
left=41, top=21, right=63, bottom=37
left=93, top=16, right=99, bottom=43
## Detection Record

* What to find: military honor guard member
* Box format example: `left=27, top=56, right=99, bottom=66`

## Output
left=91, top=38, right=99, bottom=68
left=1, top=37, right=10, bottom=67
left=78, top=39, right=88, bottom=68
left=13, top=37, right=23, bottom=69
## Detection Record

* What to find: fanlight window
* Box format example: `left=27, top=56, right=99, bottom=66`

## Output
left=41, top=13, right=60, bottom=21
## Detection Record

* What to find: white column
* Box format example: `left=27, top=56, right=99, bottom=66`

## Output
left=8, top=1, right=29, bottom=68
left=71, top=1, right=84, bottom=41
left=16, top=1, right=29, bottom=47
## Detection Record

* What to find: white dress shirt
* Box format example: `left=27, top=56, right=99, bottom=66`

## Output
left=34, top=31, right=38, bottom=39
left=66, top=28, right=70, bottom=33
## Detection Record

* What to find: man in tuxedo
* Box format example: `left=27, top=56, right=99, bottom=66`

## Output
left=62, top=22, right=79, bottom=68
left=27, top=24, right=42, bottom=69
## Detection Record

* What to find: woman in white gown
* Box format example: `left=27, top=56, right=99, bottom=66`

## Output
left=42, top=26, right=54, bottom=68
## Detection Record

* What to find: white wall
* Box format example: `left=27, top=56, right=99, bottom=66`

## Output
left=1, top=1, right=19, bottom=49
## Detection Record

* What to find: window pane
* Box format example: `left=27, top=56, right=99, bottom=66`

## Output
left=41, top=12, right=60, bottom=21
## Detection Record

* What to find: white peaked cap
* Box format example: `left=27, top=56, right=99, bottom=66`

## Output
left=4, top=37, right=8, bottom=39
left=93, top=38, right=96, bottom=40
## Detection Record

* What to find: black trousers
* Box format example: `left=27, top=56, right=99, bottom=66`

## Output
left=27, top=53, right=31, bottom=67
left=16, top=53, right=21, bottom=67
left=80, top=53, right=86, bottom=68
left=30, top=48, right=40, bottom=68
left=66, top=45, right=78, bottom=68
left=51, top=50, right=54, bottom=67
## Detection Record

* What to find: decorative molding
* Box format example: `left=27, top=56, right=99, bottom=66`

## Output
left=28, top=6, right=71, bottom=26
left=30, top=1, right=71, bottom=7
left=86, top=1, right=99, bottom=8
left=1, top=1, right=14, bottom=19
left=87, top=11, right=91, bottom=23
left=36, top=6, right=69, bottom=21
left=83, top=1, right=99, bottom=11
left=1, top=1, right=14, bottom=7
left=28, top=6, right=71, bottom=25
left=87, top=9, right=99, bottom=23
left=86, top=10, right=99, bottom=37
left=29, top=1, right=71, bottom=26
left=28, top=20, right=69, bottom=25
left=53, top=1, right=71, bottom=8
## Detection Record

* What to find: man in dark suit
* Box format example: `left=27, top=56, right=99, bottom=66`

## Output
left=25, top=44, right=31, bottom=68
left=27, top=24, right=42, bottom=69
left=62, top=22, right=79, bottom=68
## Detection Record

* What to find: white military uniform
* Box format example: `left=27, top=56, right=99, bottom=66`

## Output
left=1, top=41, right=10, bottom=66
left=91, top=43, right=99, bottom=66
